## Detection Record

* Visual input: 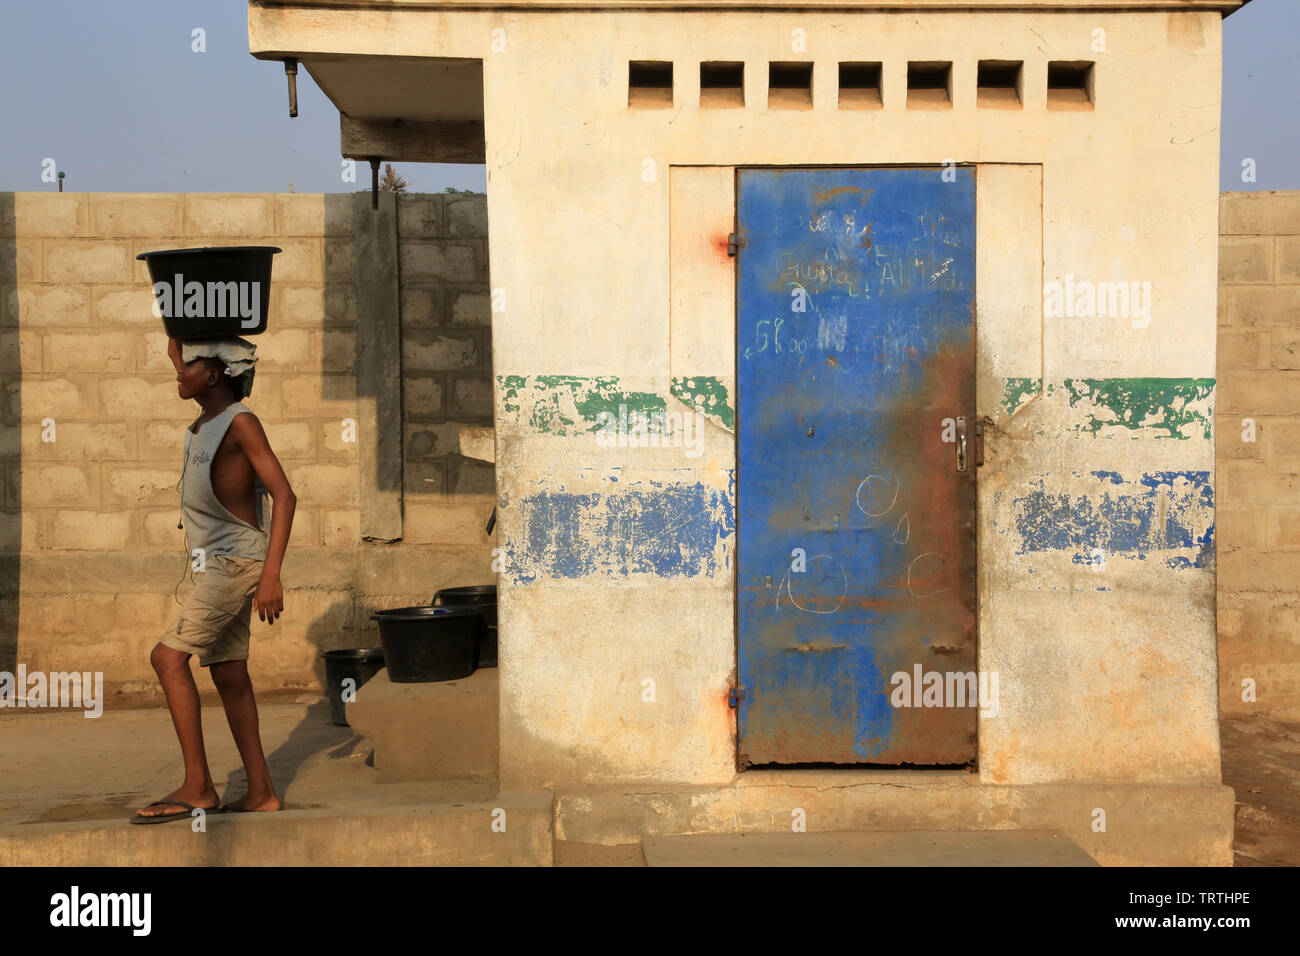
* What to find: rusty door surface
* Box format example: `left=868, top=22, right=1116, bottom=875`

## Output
left=735, top=166, right=978, bottom=767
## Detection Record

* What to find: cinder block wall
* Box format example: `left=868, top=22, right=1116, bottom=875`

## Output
left=1218, top=190, right=1300, bottom=720
left=0, top=191, right=495, bottom=699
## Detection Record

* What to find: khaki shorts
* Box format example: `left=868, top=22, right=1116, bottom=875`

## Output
left=161, top=554, right=264, bottom=667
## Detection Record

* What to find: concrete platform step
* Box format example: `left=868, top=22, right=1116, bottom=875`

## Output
left=642, top=830, right=1098, bottom=866
left=0, top=790, right=553, bottom=867
left=346, top=668, right=497, bottom=783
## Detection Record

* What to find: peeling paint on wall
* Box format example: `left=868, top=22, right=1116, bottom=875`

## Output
left=997, top=377, right=1215, bottom=440
left=504, top=478, right=735, bottom=583
left=1062, top=378, right=1214, bottom=440
left=498, top=374, right=735, bottom=434
left=1001, top=470, right=1214, bottom=569
left=670, top=376, right=736, bottom=428
left=1000, top=377, right=1042, bottom=416
left=498, top=374, right=665, bottom=436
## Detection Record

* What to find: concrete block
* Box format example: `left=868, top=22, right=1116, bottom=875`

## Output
left=267, top=237, right=322, bottom=282
left=91, top=195, right=183, bottom=237
left=184, top=196, right=275, bottom=237
left=405, top=422, right=467, bottom=460
left=275, top=285, right=326, bottom=327
left=1218, top=328, right=1269, bottom=370
left=1271, top=329, right=1300, bottom=369
left=102, top=466, right=178, bottom=507
left=406, top=460, right=447, bottom=495
left=458, top=426, right=495, bottom=463
left=320, top=508, right=360, bottom=546
left=1266, top=509, right=1300, bottom=547
left=13, top=195, right=89, bottom=237
left=324, top=238, right=354, bottom=279
left=399, top=286, right=442, bottom=327
left=281, top=374, right=356, bottom=418
left=449, top=288, right=490, bottom=326
left=445, top=196, right=488, bottom=238
left=398, top=195, right=445, bottom=238
left=12, top=377, right=97, bottom=420
left=347, top=667, right=498, bottom=783
left=318, top=330, right=357, bottom=373
left=1277, top=237, right=1300, bottom=283
left=403, top=375, right=445, bottom=417
left=284, top=463, right=357, bottom=506
left=52, top=510, right=134, bottom=550
left=1225, top=287, right=1300, bottom=326
left=252, top=329, right=313, bottom=371
left=1218, top=237, right=1273, bottom=284
left=43, top=241, right=132, bottom=283
left=1263, top=420, right=1300, bottom=462
left=275, top=194, right=324, bottom=236
left=404, top=502, right=492, bottom=544
left=20, top=464, right=98, bottom=506
left=451, top=375, right=493, bottom=417
left=400, top=241, right=479, bottom=282
left=1221, top=191, right=1300, bottom=235
left=6, top=286, right=90, bottom=327
left=402, top=332, right=479, bottom=372
left=45, top=332, right=135, bottom=371
left=0, top=242, right=39, bottom=283
left=93, top=285, right=161, bottom=326
left=1218, top=371, right=1300, bottom=415
left=23, top=421, right=134, bottom=461
left=100, top=378, right=180, bottom=418
left=262, top=421, right=315, bottom=458
left=319, top=418, right=361, bottom=455
left=0, top=331, right=38, bottom=373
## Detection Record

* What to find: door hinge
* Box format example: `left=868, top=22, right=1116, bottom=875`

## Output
left=728, top=684, right=747, bottom=708
left=727, top=233, right=746, bottom=257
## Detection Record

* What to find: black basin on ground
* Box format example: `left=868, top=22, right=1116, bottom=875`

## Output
left=370, top=605, right=480, bottom=683
left=434, top=585, right=497, bottom=668
left=321, top=647, right=385, bottom=726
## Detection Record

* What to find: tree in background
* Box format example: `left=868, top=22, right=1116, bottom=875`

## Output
left=379, top=163, right=409, bottom=193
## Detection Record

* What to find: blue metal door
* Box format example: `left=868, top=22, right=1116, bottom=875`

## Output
left=735, top=167, right=977, bottom=767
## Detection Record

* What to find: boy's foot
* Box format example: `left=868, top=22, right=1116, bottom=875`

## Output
left=223, top=792, right=282, bottom=813
left=135, top=786, right=220, bottom=819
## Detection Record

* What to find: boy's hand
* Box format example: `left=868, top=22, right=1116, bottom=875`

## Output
left=254, top=572, right=284, bottom=623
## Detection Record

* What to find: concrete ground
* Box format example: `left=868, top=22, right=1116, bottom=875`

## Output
left=0, top=691, right=495, bottom=829
left=1220, top=714, right=1300, bottom=867
left=1, top=699, right=1295, bottom=865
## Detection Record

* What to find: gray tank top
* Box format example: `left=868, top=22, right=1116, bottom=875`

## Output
left=181, top=402, right=269, bottom=561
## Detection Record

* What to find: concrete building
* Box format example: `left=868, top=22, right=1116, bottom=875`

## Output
left=238, top=0, right=1252, bottom=863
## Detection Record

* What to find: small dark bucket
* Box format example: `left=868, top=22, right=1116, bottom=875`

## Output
left=322, top=648, right=386, bottom=727
left=434, top=585, right=497, bottom=668
left=136, top=245, right=280, bottom=338
left=371, top=605, right=480, bottom=683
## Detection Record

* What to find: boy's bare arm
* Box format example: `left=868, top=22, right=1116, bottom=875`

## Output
left=228, top=412, right=296, bottom=622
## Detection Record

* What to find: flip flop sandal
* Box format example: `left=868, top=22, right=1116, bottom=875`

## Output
left=219, top=805, right=281, bottom=813
left=129, top=800, right=222, bottom=825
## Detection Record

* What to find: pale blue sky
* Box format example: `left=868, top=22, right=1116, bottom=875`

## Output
left=0, top=0, right=1293, bottom=194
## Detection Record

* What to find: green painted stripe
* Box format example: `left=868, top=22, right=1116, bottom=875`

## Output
left=497, top=374, right=733, bottom=436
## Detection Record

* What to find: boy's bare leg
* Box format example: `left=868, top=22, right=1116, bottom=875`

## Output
left=209, top=659, right=281, bottom=811
left=136, top=643, right=220, bottom=818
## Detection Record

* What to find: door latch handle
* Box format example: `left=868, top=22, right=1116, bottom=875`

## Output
left=955, top=416, right=967, bottom=473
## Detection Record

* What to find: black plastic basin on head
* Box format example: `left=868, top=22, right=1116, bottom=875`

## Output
left=321, top=647, right=386, bottom=726
left=137, top=245, right=280, bottom=338
left=434, top=585, right=497, bottom=667
left=370, top=605, right=480, bottom=683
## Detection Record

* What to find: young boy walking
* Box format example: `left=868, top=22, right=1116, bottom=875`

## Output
left=133, top=337, right=296, bottom=823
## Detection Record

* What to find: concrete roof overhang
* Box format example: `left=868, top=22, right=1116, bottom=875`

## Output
left=248, top=0, right=1250, bottom=164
